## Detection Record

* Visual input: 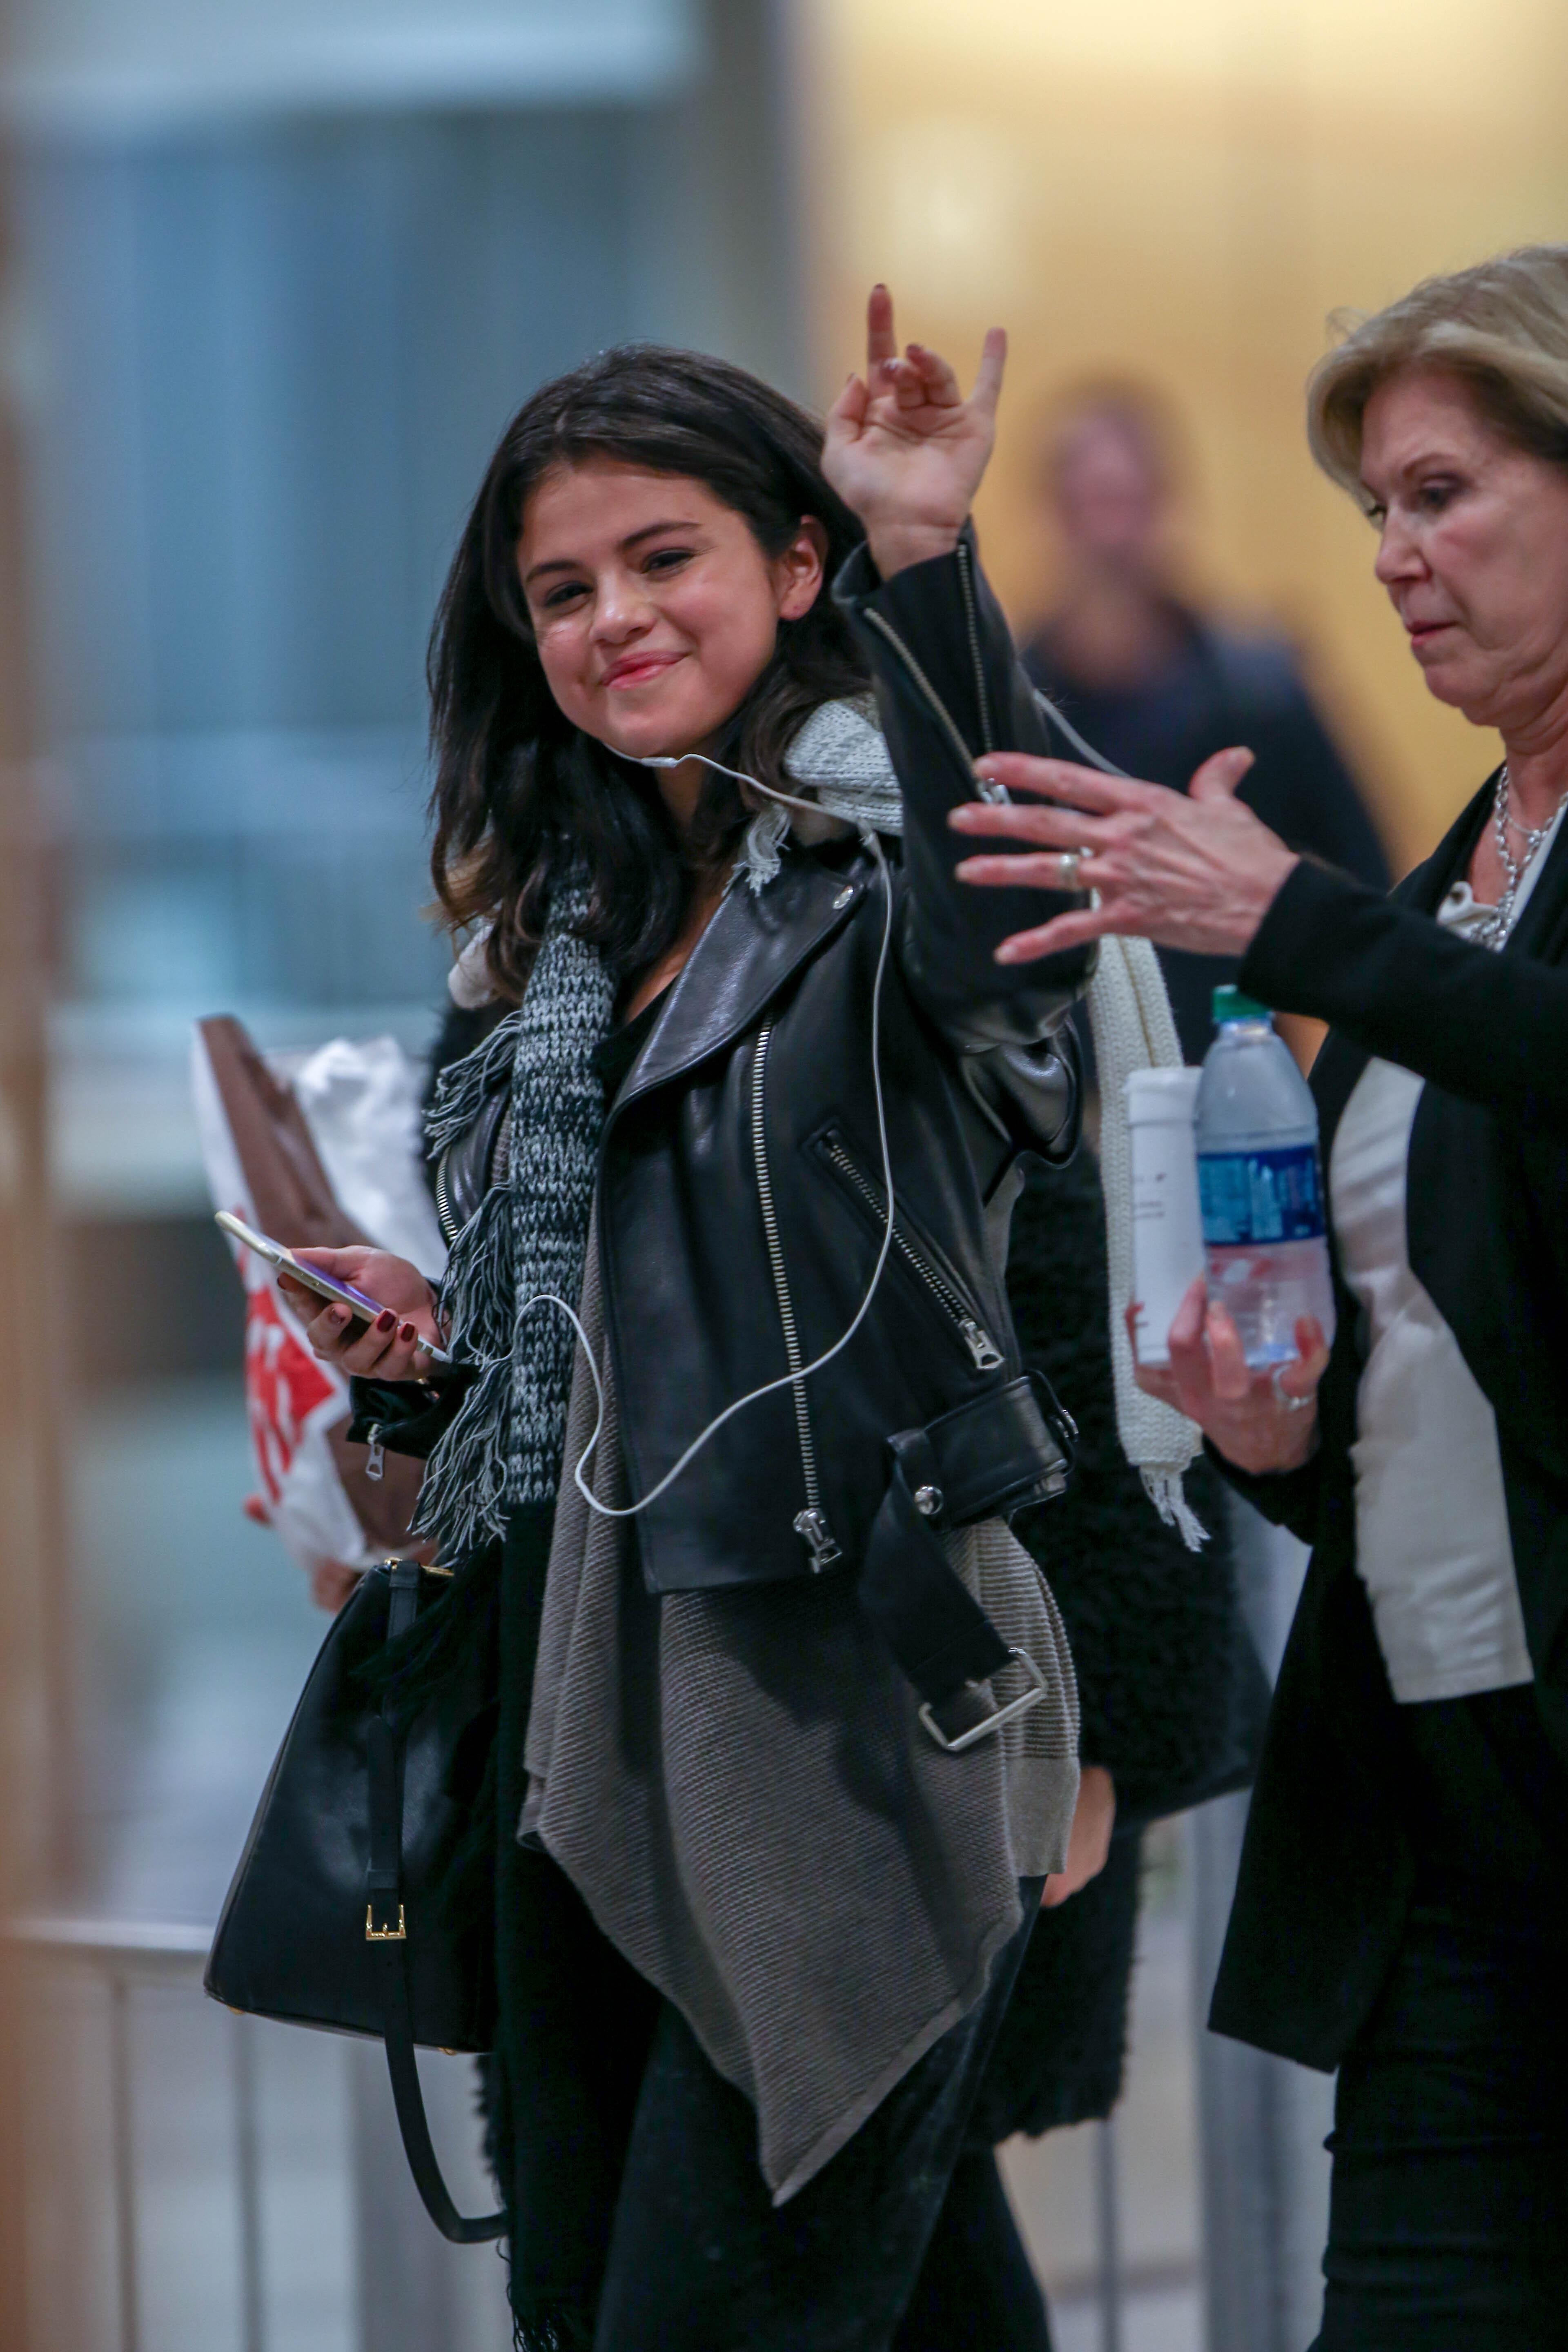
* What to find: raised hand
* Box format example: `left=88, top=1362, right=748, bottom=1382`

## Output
left=822, top=284, right=1006, bottom=579
left=947, top=744, right=1299, bottom=965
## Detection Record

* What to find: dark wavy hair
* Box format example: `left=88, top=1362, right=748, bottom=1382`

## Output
left=427, top=344, right=871, bottom=999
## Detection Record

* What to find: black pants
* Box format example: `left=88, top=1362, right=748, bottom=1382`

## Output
left=894, top=2149, right=1053, bottom=2352
left=590, top=1884, right=1046, bottom=2352
left=1314, top=1897, right=1568, bottom=2351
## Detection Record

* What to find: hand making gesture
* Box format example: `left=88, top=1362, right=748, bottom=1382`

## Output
left=948, top=748, right=1301, bottom=967
left=822, top=284, right=1006, bottom=579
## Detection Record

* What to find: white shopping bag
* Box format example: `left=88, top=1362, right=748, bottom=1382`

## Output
left=192, top=1018, right=446, bottom=1578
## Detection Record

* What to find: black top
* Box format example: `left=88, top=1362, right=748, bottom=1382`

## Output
left=1396, top=1690, right=1568, bottom=1932
left=1207, top=778, right=1568, bottom=2068
left=593, top=994, right=662, bottom=1100
left=1024, top=608, right=1390, bottom=1060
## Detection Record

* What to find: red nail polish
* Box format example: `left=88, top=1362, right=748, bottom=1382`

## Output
left=376, top=1310, right=396, bottom=1332
left=400, top=1323, right=417, bottom=1343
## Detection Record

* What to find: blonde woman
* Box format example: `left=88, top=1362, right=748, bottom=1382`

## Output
left=949, top=247, right=1568, bottom=2348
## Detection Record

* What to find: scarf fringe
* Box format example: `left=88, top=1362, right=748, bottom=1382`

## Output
left=436, top=1180, right=516, bottom=1362
left=414, top=1353, right=514, bottom=1557
left=418, top=1142, right=519, bottom=1559
left=427, top=1007, right=524, bottom=1155
left=1141, top=1466, right=1209, bottom=1553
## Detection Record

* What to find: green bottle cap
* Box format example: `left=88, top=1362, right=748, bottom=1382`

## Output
left=1212, top=984, right=1272, bottom=1026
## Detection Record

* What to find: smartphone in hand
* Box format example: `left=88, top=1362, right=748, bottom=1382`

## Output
left=215, top=1212, right=453, bottom=1365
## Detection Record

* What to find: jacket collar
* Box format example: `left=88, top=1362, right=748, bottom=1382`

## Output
left=609, top=849, right=876, bottom=1119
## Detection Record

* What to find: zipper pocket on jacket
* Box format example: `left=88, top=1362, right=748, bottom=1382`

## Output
left=751, top=1025, right=841, bottom=1570
left=815, top=1131, right=1005, bottom=1372
left=954, top=535, right=995, bottom=754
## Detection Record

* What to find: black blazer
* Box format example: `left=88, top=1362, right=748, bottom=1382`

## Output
left=1205, top=771, right=1568, bottom=2069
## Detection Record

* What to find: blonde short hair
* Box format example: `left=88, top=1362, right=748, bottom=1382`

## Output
left=1308, top=245, right=1568, bottom=504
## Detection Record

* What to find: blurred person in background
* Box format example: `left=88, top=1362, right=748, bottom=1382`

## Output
left=951, top=245, right=1568, bottom=2351
left=1023, top=380, right=1390, bottom=1061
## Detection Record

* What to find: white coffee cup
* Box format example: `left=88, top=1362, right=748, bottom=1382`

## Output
left=1125, top=1068, right=1205, bottom=1368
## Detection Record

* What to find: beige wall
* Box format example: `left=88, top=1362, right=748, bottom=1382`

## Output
left=804, top=0, right=1568, bottom=872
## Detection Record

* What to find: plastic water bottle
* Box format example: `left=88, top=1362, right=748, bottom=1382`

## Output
left=1195, top=987, right=1336, bottom=1367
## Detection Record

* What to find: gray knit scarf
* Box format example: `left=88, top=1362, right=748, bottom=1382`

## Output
left=414, top=703, right=893, bottom=1565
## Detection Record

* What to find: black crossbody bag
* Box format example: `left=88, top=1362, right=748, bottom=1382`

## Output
left=205, top=1558, right=505, bottom=2243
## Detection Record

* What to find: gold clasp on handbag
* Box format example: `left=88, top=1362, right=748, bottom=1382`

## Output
left=365, top=1902, right=407, bottom=1942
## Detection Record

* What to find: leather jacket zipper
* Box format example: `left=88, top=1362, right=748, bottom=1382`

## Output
left=858, top=535, right=997, bottom=782
left=751, top=1024, right=842, bottom=1570
left=818, top=1134, right=1005, bottom=1372
left=954, top=535, right=995, bottom=753
left=434, top=1093, right=511, bottom=1249
left=434, top=1150, right=459, bottom=1249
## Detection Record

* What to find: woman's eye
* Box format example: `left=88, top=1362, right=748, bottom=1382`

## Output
left=540, top=581, right=588, bottom=612
left=1364, top=501, right=1386, bottom=527
left=644, top=547, right=693, bottom=575
left=1415, top=478, right=1459, bottom=513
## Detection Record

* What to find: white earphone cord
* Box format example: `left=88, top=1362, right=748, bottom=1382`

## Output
left=518, top=751, right=901, bottom=1522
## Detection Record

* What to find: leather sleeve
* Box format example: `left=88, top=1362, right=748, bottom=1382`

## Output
left=835, top=530, right=1096, bottom=1053
left=965, top=1032, right=1081, bottom=1162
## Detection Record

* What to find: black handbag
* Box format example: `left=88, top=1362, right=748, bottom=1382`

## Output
left=206, top=1558, right=506, bottom=2243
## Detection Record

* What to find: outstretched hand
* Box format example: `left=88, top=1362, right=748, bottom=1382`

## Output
left=822, top=284, right=1005, bottom=579
left=948, top=745, right=1299, bottom=965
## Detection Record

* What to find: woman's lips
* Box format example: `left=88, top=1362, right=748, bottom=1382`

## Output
left=602, top=651, right=683, bottom=690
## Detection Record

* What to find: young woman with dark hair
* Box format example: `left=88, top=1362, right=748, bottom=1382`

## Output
left=282, top=290, right=1109, bottom=2350
left=427, top=341, right=878, bottom=999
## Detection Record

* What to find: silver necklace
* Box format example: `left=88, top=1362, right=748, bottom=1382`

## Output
left=1479, top=765, right=1568, bottom=946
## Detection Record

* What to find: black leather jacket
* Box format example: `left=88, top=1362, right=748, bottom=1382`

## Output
left=355, top=533, right=1095, bottom=1595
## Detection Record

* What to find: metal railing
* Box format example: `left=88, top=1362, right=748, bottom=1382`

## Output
left=10, top=1918, right=254, bottom=2352
left=8, top=1913, right=511, bottom=2352
left=11, top=1916, right=1170, bottom=2352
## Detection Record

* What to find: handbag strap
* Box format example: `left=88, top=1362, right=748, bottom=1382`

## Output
left=367, top=1560, right=507, bottom=2245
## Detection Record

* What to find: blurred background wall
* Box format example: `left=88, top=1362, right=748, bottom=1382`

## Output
left=0, top=10, right=808, bottom=2344
left=0, top=0, right=805, bottom=1900
left=805, top=0, right=1568, bottom=875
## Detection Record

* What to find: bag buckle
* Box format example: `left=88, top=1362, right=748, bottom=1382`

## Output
left=365, top=1902, right=407, bottom=1942
left=918, top=1647, right=1048, bottom=1755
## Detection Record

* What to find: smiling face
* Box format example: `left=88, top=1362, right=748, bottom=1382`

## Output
left=1361, top=368, right=1568, bottom=740
left=516, top=458, right=828, bottom=764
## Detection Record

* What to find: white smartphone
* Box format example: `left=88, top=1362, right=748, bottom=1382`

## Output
left=214, top=1212, right=453, bottom=1366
